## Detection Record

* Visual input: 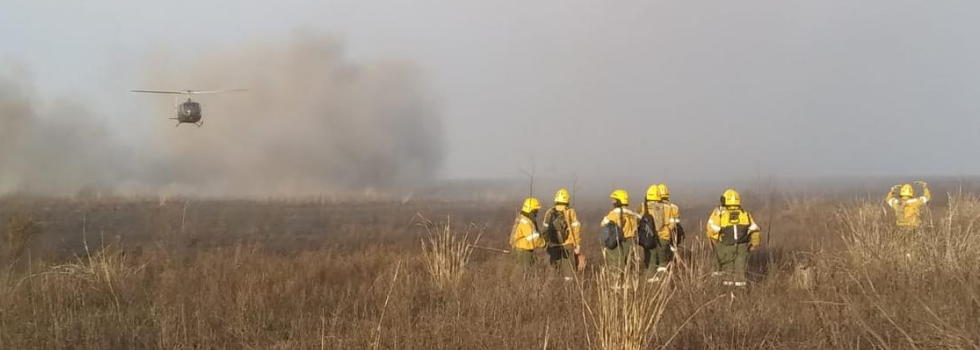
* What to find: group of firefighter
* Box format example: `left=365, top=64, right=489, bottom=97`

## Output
left=509, top=181, right=931, bottom=287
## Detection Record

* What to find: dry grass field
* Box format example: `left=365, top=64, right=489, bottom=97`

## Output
left=0, top=188, right=977, bottom=349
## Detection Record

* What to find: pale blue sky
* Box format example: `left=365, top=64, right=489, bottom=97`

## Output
left=2, top=0, right=979, bottom=183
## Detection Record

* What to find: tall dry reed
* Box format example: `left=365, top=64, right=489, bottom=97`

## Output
left=417, top=215, right=483, bottom=291
left=583, top=260, right=673, bottom=350
left=838, top=192, right=980, bottom=273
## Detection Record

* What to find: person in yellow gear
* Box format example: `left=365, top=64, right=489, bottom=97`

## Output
left=600, top=189, right=640, bottom=272
left=542, top=188, right=582, bottom=280
left=705, top=189, right=761, bottom=287
left=709, top=194, right=726, bottom=274
left=511, top=197, right=545, bottom=266
left=638, top=184, right=682, bottom=281
left=886, top=181, right=931, bottom=228
left=657, top=184, right=685, bottom=251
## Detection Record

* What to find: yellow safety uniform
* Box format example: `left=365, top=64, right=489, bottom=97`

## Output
left=601, top=206, right=640, bottom=271
left=511, top=213, right=544, bottom=251
left=640, top=184, right=680, bottom=241
left=601, top=207, right=639, bottom=239
left=706, top=204, right=761, bottom=285
left=706, top=207, right=761, bottom=248
left=659, top=202, right=681, bottom=241
left=886, top=185, right=931, bottom=228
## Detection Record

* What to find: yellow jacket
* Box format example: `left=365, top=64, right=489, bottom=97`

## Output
left=601, top=207, right=639, bottom=239
left=542, top=205, right=582, bottom=248
left=639, top=201, right=680, bottom=241
left=706, top=206, right=761, bottom=247
left=511, top=213, right=544, bottom=251
left=886, top=187, right=931, bottom=228
left=704, top=207, right=725, bottom=241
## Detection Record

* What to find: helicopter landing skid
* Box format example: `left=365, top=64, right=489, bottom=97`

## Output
left=171, top=119, right=204, bottom=128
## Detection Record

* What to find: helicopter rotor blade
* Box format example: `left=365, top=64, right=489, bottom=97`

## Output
left=130, top=90, right=187, bottom=95
left=185, top=89, right=248, bottom=95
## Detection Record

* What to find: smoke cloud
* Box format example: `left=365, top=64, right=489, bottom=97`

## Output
left=0, top=69, right=128, bottom=195
left=0, top=33, right=445, bottom=196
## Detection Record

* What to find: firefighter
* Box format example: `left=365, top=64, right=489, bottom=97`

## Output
left=542, top=188, right=582, bottom=280
left=886, top=181, right=931, bottom=229
left=658, top=184, right=684, bottom=254
left=510, top=197, right=545, bottom=266
left=637, top=185, right=665, bottom=276
left=600, top=189, right=640, bottom=273
left=638, top=184, right=682, bottom=282
left=705, top=189, right=761, bottom=287
left=709, top=194, right=726, bottom=275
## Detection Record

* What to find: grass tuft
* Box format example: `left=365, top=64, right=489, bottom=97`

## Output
left=417, top=215, right=483, bottom=291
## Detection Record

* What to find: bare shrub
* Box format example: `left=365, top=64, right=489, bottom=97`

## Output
left=417, top=215, right=482, bottom=291
left=837, top=201, right=894, bottom=264
left=790, top=263, right=815, bottom=291
left=924, top=192, right=980, bottom=271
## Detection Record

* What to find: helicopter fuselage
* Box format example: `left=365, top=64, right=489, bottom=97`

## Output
left=177, top=100, right=202, bottom=124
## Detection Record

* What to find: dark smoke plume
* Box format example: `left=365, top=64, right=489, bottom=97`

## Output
left=0, top=33, right=445, bottom=196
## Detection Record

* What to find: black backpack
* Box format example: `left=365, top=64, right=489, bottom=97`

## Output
left=637, top=212, right=659, bottom=249
left=544, top=209, right=569, bottom=246
left=673, top=222, right=685, bottom=246
left=599, top=221, right=624, bottom=249
left=636, top=203, right=662, bottom=249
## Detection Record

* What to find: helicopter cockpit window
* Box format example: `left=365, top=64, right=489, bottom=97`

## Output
left=182, top=102, right=201, bottom=114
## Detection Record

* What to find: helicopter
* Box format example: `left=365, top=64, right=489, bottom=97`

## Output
left=131, top=89, right=247, bottom=127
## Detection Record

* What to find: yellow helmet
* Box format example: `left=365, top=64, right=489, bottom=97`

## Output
left=657, top=184, right=670, bottom=200
left=554, top=188, right=571, bottom=205
left=723, top=189, right=741, bottom=206
left=900, top=184, right=914, bottom=198
left=645, top=185, right=661, bottom=201
left=610, top=189, right=629, bottom=206
left=521, top=197, right=541, bottom=213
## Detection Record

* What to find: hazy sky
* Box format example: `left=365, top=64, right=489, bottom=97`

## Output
left=2, top=0, right=979, bottom=184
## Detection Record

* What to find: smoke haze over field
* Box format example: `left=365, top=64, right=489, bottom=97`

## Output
left=140, top=34, right=444, bottom=195
left=0, top=35, right=444, bottom=196
left=1, top=0, right=980, bottom=196
left=0, top=67, right=129, bottom=194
